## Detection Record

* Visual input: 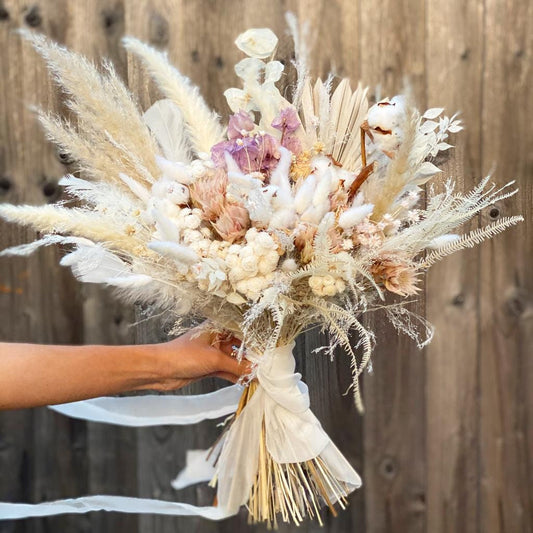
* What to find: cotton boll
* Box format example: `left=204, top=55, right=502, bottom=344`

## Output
left=241, top=255, right=258, bottom=274
left=189, top=160, right=209, bottom=179
left=366, top=96, right=407, bottom=155
left=367, top=96, right=406, bottom=132
left=163, top=182, right=189, bottom=205
left=152, top=180, right=189, bottom=206
left=183, top=213, right=201, bottom=229
left=181, top=229, right=203, bottom=244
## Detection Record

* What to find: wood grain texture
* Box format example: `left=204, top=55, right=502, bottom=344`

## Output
left=0, top=1, right=531, bottom=532
left=479, top=0, right=533, bottom=531
left=425, top=1, right=484, bottom=531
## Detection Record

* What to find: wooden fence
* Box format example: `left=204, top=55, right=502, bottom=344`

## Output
left=0, top=1, right=531, bottom=532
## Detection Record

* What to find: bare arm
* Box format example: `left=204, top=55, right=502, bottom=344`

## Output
left=0, top=330, right=250, bottom=410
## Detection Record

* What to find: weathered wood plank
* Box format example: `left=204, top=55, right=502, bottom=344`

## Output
left=65, top=2, right=139, bottom=533
left=479, top=0, right=533, bottom=531
left=425, top=1, right=484, bottom=532
left=0, top=2, right=90, bottom=533
left=358, top=1, right=427, bottom=532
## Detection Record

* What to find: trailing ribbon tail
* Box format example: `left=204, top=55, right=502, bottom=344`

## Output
left=49, top=384, right=243, bottom=426
left=0, top=496, right=234, bottom=520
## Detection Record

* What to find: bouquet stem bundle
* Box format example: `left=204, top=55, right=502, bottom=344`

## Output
left=214, top=381, right=350, bottom=528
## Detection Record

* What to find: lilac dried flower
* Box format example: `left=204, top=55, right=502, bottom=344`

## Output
left=211, top=133, right=281, bottom=175
left=272, top=108, right=302, bottom=154
left=227, top=110, right=255, bottom=140
left=272, top=108, right=301, bottom=133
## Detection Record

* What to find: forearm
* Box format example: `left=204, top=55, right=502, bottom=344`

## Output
left=0, top=342, right=163, bottom=410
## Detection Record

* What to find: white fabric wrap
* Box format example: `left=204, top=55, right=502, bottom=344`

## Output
left=0, top=342, right=361, bottom=520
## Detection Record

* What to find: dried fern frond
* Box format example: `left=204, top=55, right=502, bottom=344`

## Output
left=421, top=215, right=524, bottom=267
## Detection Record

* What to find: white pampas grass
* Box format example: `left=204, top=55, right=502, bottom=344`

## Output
left=123, top=37, right=224, bottom=154
left=22, top=31, right=159, bottom=187
left=0, top=204, right=143, bottom=255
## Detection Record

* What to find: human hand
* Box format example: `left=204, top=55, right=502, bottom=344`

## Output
left=150, top=328, right=252, bottom=391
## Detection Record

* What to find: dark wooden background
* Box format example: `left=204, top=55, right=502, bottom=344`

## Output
left=0, top=1, right=531, bottom=532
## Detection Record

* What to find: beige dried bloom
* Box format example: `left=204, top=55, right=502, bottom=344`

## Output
left=190, top=168, right=228, bottom=221
left=294, top=223, right=317, bottom=263
left=371, top=255, right=420, bottom=296
left=213, top=203, right=250, bottom=243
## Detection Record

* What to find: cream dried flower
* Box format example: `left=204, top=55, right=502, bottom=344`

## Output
left=235, top=28, right=278, bottom=59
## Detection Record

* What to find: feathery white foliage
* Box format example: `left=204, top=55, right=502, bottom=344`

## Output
left=422, top=216, right=524, bottom=267
left=123, top=37, right=224, bottom=154
left=0, top=24, right=522, bottom=414
left=143, top=99, right=192, bottom=163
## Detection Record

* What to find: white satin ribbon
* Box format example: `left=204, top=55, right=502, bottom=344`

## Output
left=49, top=385, right=243, bottom=426
left=0, top=342, right=361, bottom=521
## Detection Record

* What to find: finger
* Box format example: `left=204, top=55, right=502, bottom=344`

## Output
left=211, top=371, right=240, bottom=384
left=218, top=337, right=242, bottom=356
left=217, top=353, right=252, bottom=378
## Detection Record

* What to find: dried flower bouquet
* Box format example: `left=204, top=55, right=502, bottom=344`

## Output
left=0, top=16, right=522, bottom=526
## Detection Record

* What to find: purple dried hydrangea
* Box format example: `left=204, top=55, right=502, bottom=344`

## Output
left=211, top=111, right=281, bottom=175
left=271, top=107, right=302, bottom=154
left=226, top=110, right=255, bottom=140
